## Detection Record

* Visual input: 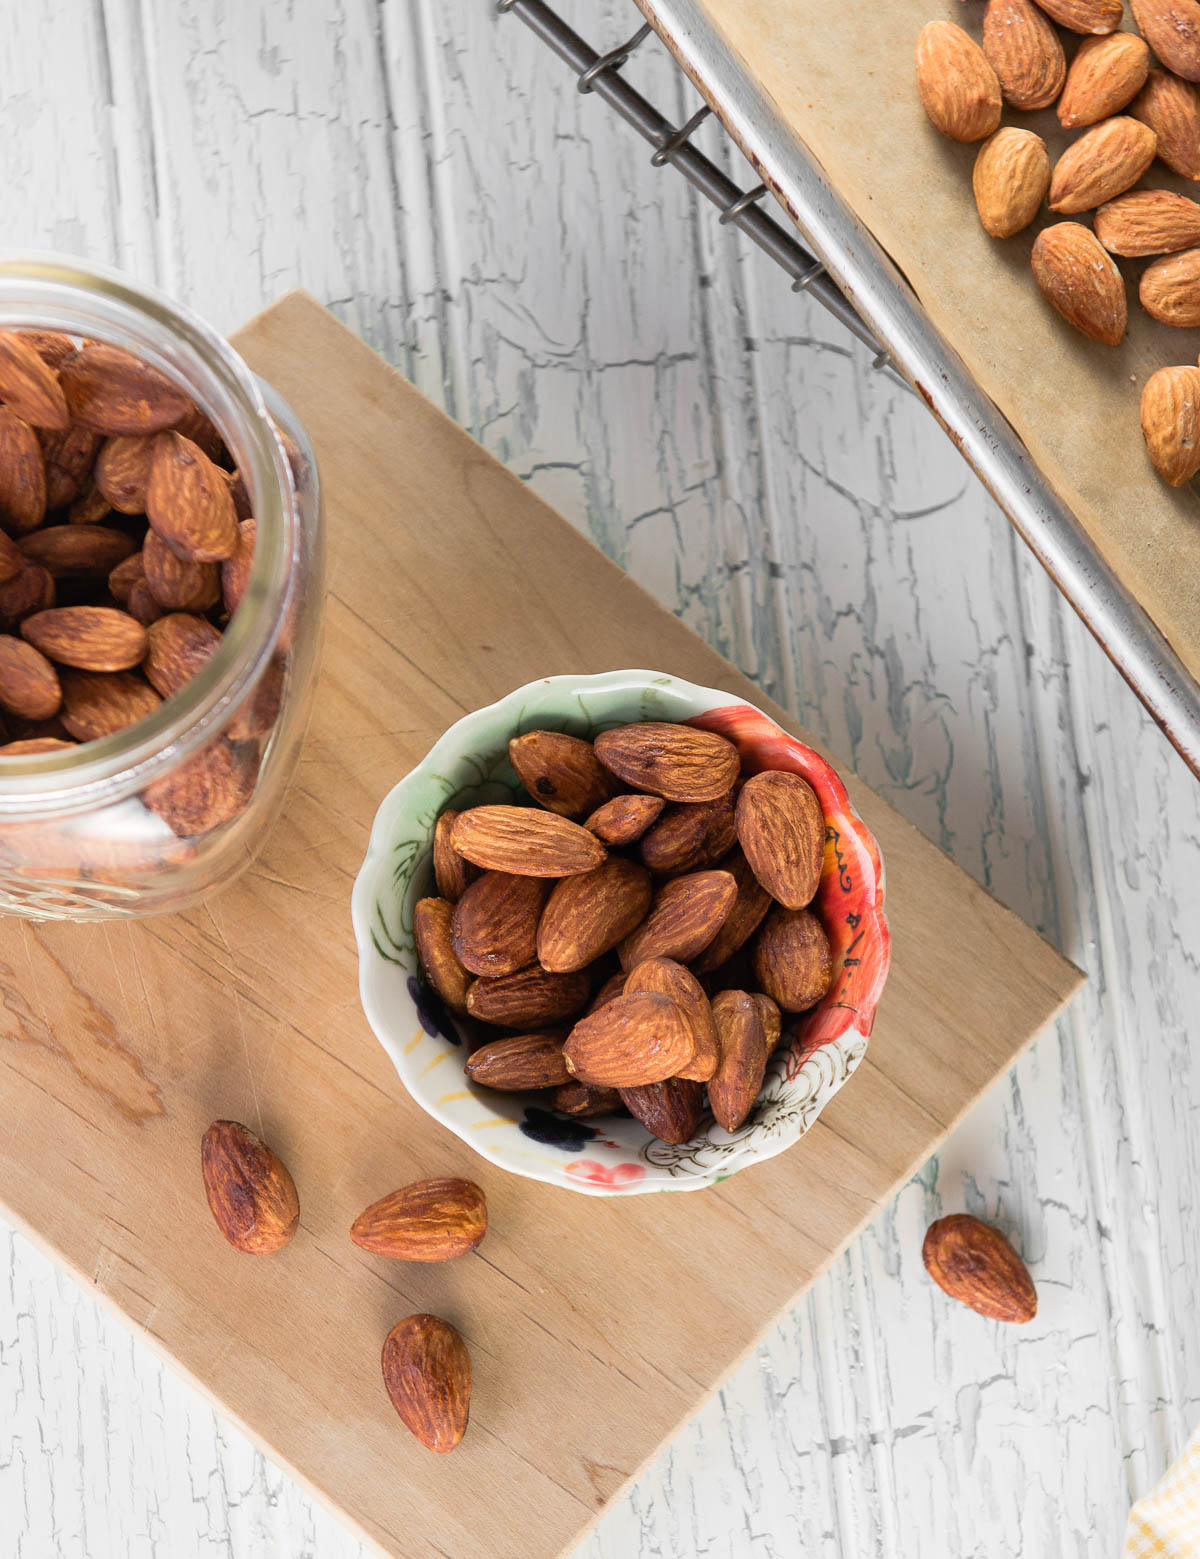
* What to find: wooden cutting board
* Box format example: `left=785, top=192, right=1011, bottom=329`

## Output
left=0, top=293, right=1082, bottom=1559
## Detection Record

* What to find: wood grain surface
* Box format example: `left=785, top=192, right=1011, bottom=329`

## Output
left=1, top=5, right=1197, bottom=1558
left=0, top=291, right=1077, bottom=1559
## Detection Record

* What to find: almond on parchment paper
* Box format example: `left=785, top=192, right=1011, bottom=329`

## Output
left=18, top=522, right=137, bottom=579
left=1031, top=223, right=1127, bottom=345
left=1033, top=0, right=1122, bottom=32
left=1130, top=0, right=1200, bottom=82
left=449, top=804, right=606, bottom=877
left=922, top=1214, right=1037, bottom=1322
left=536, top=857, right=652, bottom=972
left=972, top=128, right=1051, bottom=239
left=691, top=848, right=773, bottom=973
left=584, top=791, right=664, bottom=846
left=465, top=1032, right=571, bottom=1091
left=147, top=431, right=239, bottom=562
left=707, top=989, right=771, bottom=1133
left=1048, top=116, right=1157, bottom=214
left=617, top=867, right=737, bottom=970
left=450, top=869, right=549, bottom=977
left=639, top=792, right=737, bottom=875
left=508, top=729, right=614, bottom=818
left=1140, top=366, right=1200, bottom=485
left=982, top=0, right=1065, bottom=111
left=22, top=605, right=147, bottom=673
left=143, top=527, right=221, bottom=612
left=0, top=407, right=47, bottom=534
left=143, top=612, right=221, bottom=698
left=753, top=904, right=835, bottom=1013
left=465, top=963, right=590, bottom=1027
left=0, top=331, right=70, bottom=430
left=1131, top=69, right=1200, bottom=179
left=414, top=896, right=473, bottom=1011
left=351, top=1178, right=486, bottom=1262
left=59, top=668, right=161, bottom=741
left=1140, top=246, right=1200, bottom=325
left=0, top=634, right=62, bottom=721
left=433, top=809, right=480, bottom=903
left=200, top=1119, right=299, bottom=1255
left=382, top=1313, right=471, bottom=1454
left=1057, top=32, right=1150, bottom=128
left=915, top=21, right=1002, bottom=142
left=735, top=769, right=825, bottom=910
left=1094, top=190, right=1200, bottom=256
left=623, top=956, right=719, bottom=1082
left=60, top=344, right=191, bottom=435
left=619, top=1076, right=705, bottom=1144
left=593, top=721, right=740, bottom=802
left=563, top=990, right=696, bottom=1088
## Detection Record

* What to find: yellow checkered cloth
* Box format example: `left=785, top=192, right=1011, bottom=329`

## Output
left=1126, top=1431, right=1200, bottom=1558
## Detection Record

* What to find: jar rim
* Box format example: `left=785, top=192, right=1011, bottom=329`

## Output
left=0, top=253, right=300, bottom=809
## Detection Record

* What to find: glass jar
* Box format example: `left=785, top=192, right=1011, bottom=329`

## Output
left=0, top=255, right=323, bottom=919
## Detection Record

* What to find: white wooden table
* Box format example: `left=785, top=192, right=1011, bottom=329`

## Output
left=1, top=3, right=1196, bottom=1554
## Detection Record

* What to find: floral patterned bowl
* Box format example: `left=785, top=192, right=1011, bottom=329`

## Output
left=351, top=670, right=890, bottom=1197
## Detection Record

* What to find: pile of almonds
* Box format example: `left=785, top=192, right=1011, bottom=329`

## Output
left=414, top=720, right=837, bottom=1145
left=916, top=0, right=1200, bottom=486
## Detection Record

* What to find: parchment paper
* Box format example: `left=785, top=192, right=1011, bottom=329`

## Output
left=682, top=0, right=1200, bottom=683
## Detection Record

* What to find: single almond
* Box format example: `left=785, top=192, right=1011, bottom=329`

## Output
left=915, top=20, right=1003, bottom=141
left=691, top=849, right=774, bottom=973
left=225, top=468, right=253, bottom=520
left=382, top=1313, right=471, bottom=1454
left=142, top=527, right=221, bottom=612
left=350, top=1178, right=486, bottom=1261
left=200, top=1119, right=299, bottom=1254
left=220, top=517, right=256, bottom=615
left=433, top=808, right=480, bottom=902
left=620, top=1076, right=705, bottom=1143
left=227, top=654, right=285, bottom=741
left=0, top=408, right=47, bottom=533
left=39, top=422, right=99, bottom=509
left=1032, top=0, right=1122, bottom=32
left=94, top=433, right=156, bottom=513
left=639, top=792, right=737, bottom=875
left=1031, top=222, right=1127, bottom=344
left=563, top=990, right=695, bottom=1087
left=451, top=870, right=549, bottom=976
left=707, top=989, right=770, bottom=1133
left=536, top=858, right=653, bottom=972
left=982, top=0, right=1066, bottom=109
left=551, top=1080, right=623, bottom=1117
left=107, top=550, right=145, bottom=605
left=19, top=331, right=77, bottom=369
left=414, top=896, right=473, bottom=1011
left=1140, top=365, right=1200, bottom=484
left=143, top=737, right=259, bottom=836
left=922, top=1214, right=1038, bottom=1322
left=147, top=431, right=238, bottom=562
left=618, top=868, right=737, bottom=969
left=623, top=956, right=719, bottom=1082
left=60, top=344, right=190, bottom=435
left=22, top=605, right=147, bottom=673
left=972, top=127, right=1051, bottom=238
left=751, top=992, right=783, bottom=1053
left=1131, top=69, right=1200, bottom=179
left=508, top=730, right=614, bottom=817
left=1058, top=33, right=1151, bottom=127
left=593, top=721, right=740, bottom=801
left=465, top=964, right=590, bottom=1027
left=1049, top=116, right=1157, bottom=213
left=465, top=1032, right=571, bottom=1090
left=0, top=564, right=54, bottom=630
left=0, top=635, right=61, bottom=720
left=127, top=578, right=165, bottom=627
left=0, top=736, right=76, bottom=755
left=753, top=904, right=835, bottom=1013
left=59, top=668, right=161, bottom=741
left=585, top=791, right=665, bottom=845
left=0, top=332, right=70, bottom=429
left=0, top=530, right=22, bottom=583
left=1140, top=246, right=1200, bottom=325
left=1095, top=189, right=1200, bottom=256
left=1130, top=0, right=1200, bottom=81
left=735, top=770, right=825, bottom=909
left=67, top=482, right=111, bottom=525
left=172, top=403, right=225, bottom=462
left=18, top=522, right=137, bottom=579
left=143, top=612, right=221, bottom=698
left=450, top=804, right=606, bottom=877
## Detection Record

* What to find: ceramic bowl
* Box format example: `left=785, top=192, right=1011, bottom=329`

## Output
left=351, top=670, right=890, bottom=1197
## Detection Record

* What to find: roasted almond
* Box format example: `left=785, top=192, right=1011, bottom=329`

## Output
left=107, top=550, right=145, bottom=605
left=23, top=605, right=147, bottom=673
left=60, top=344, right=190, bottom=435
left=59, top=668, right=161, bottom=741
left=551, top=1080, right=623, bottom=1117
left=67, top=482, right=111, bottom=525
left=433, top=808, right=480, bottom=902
left=639, top=792, right=737, bottom=875
left=415, top=896, right=473, bottom=1011
left=350, top=1178, right=486, bottom=1261
left=536, top=858, right=653, bottom=972
left=707, top=989, right=770, bottom=1133
left=227, top=654, right=285, bottom=742
left=593, top=721, right=740, bottom=802
left=0, top=408, right=47, bottom=533
left=220, top=517, right=256, bottom=615
left=751, top=992, right=783, bottom=1053
left=982, top=0, right=1066, bottom=110
left=1049, top=116, right=1157, bottom=213
left=915, top=20, right=1003, bottom=141
left=39, top=422, right=99, bottom=509
left=0, top=331, right=69, bottom=429
left=922, top=1214, right=1037, bottom=1322
left=1131, top=69, right=1200, bottom=179
left=142, top=527, right=221, bottom=612
left=735, top=769, right=825, bottom=910
left=1140, top=365, right=1200, bottom=484
left=585, top=793, right=665, bottom=847
left=449, top=804, right=606, bottom=877
left=93, top=433, right=155, bottom=513
left=1140, top=246, right=1200, bottom=325
left=1031, top=222, right=1127, bottom=344
left=382, top=1313, right=471, bottom=1453
left=18, top=522, right=137, bottom=579
left=1130, top=0, right=1200, bottom=81
left=620, top=1076, right=705, bottom=1143
left=450, top=870, right=549, bottom=977
left=1095, top=189, right=1200, bottom=256
left=0, top=736, right=76, bottom=755
left=0, top=564, right=54, bottom=630
left=147, top=431, right=238, bottom=562
left=972, top=127, right=1051, bottom=238
left=753, top=904, right=835, bottom=1013
left=200, top=1119, right=299, bottom=1254
left=465, top=964, right=590, bottom=1027
left=623, top=956, right=719, bottom=1082
left=1033, top=0, right=1122, bottom=31
left=1058, top=32, right=1150, bottom=127
left=126, top=578, right=165, bottom=627
left=691, top=849, right=774, bottom=973
left=618, top=868, right=737, bottom=969
left=143, top=612, right=221, bottom=698
left=172, top=403, right=225, bottom=462
left=0, top=530, right=21, bottom=584
left=19, top=331, right=76, bottom=370
left=0, top=634, right=61, bottom=720
left=508, top=730, right=614, bottom=817
left=563, top=991, right=695, bottom=1087
left=143, top=737, right=259, bottom=836
left=465, top=1031, right=571, bottom=1090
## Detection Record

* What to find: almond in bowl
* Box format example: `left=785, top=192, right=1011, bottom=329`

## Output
left=351, top=671, right=890, bottom=1197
